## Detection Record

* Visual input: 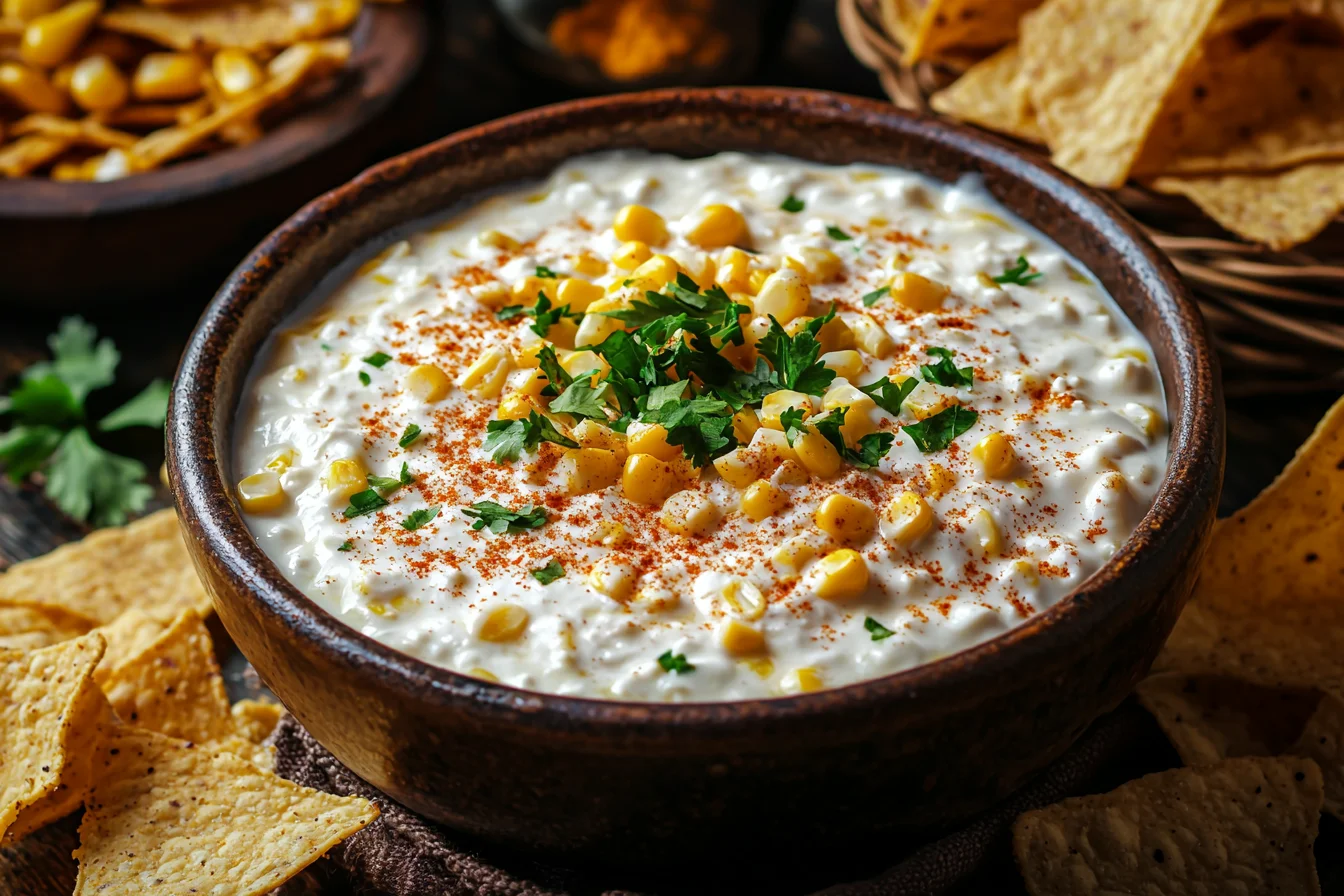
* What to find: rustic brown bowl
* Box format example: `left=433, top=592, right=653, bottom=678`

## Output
left=168, top=88, right=1224, bottom=870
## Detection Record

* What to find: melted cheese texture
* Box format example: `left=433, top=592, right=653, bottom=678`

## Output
left=235, top=151, right=1167, bottom=701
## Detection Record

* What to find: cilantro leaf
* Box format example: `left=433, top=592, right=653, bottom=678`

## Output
left=337, top=540, right=354, bottom=552
left=343, top=488, right=389, bottom=518
left=462, top=501, right=548, bottom=533
left=712, top=358, right=780, bottom=410
left=644, top=381, right=688, bottom=411
left=495, top=305, right=527, bottom=321
left=780, top=406, right=808, bottom=446
left=992, top=256, right=1042, bottom=285
left=861, top=285, right=890, bottom=307
left=537, top=345, right=573, bottom=397
left=363, top=352, right=393, bottom=368
left=858, top=376, right=918, bottom=416
left=826, top=225, right=853, bottom=241
left=4, top=375, right=82, bottom=426
left=367, top=474, right=403, bottom=491
left=864, top=617, right=896, bottom=641
left=642, top=397, right=737, bottom=468
left=399, top=461, right=415, bottom=485
left=44, top=427, right=152, bottom=527
left=531, top=560, right=565, bottom=584
left=99, top=379, right=171, bottom=431
left=528, top=292, right=582, bottom=339
left=658, top=650, right=695, bottom=674
left=535, top=265, right=558, bottom=279
left=919, top=347, right=974, bottom=389
left=550, top=375, right=610, bottom=420
left=398, top=424, right=422, bottom=448
left=780, top=194, right=804, bottom=213
left=901, top=405, right=978, bottom=452
left=358, top=371, right=371, bottom=386
left=401, top=505, right=441, bottom=531
left=599, top=275, right=739, bottom=328
left=0, top=424, right=65, bottom=480
left=24, top=317, right=118, bottom=402
left=755, top=305, right=837, bottom=396
left=483, top=411, right=578, bottom=463
left=812, top=408, right=893, bottom=470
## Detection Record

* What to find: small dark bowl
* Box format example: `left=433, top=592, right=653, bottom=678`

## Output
left=169, top=88, right=1224, bottom=869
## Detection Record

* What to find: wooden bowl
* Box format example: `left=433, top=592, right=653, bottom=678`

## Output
left=167, top=88, right=1225, bottom=870
left=0, top=4, right=427, bottom=310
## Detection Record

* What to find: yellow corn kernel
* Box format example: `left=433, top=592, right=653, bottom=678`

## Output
left=715, top=246, right=754, bottom=293
left=468, top=667, right=498, bottom=682
left=627, top=423, right=681, bottom=462
left=613, top=204, right=667, bottom=245
left=771, top=460, right=809, bottom=487
left=572, top=419, right=626, bottom=456
left=741, top=480, right=787, bottom=521
left=557, top=447, right=623, bottom=495
left=477, top=604, right=529, bottom=642
left=792, top=431, right=840, bottom=479
left=904, top=385, right=956, bottom=421
left=589, top=555, right=638, bottom=602
left=731, top=406, right=760, bottom=444
left=572, top=251, right=607, bottom=277
left=237, top=471, right=284, bottom=514
left=746, top=268, right=772, bottom=295
left=559, top=348, right=607, bottom=378
left=211, top=48, right=262, bottom=96
left=785, top=315, right=853, bottom=353
left=626, top=253, right=681, bottom=291
left=890, top=271, right=950, bottom=313
left=68, top=54, right=128, bottom=112
left=926, top=462, right=956, bottom=499
left=773, top=536, right=816, bottom=577
left=968, top=508, right=1003, bottom=556
left=505, top=367, right=549, bottom=398
left=635, top=586, right=680, bottom=614
left=1123, top=402, right=1163, bottom=439
left=325, top=458, right=367, bottom=501
left=721, top=619, right=766, bottom=656
left=595, top=520, right=629, bottom=546
left=821, top=350, right=864, bottom=382
left=687, top=204, right=749, bottom=250
left=516, top=340, right=547, bottom=369
left=476, top=228, right=519, bottom=251
left=612, top=239, right=652, bottom=271
left=542, top=316, right=577, bottom=350
left=622, top=453, right=677, bottom=504
left=511, top=274, right=547, bottom=303
left=780, top=667, right=823, bottom=694
left=743, top=315, right=772, bottom=349
left=815, top=494, right=877, bottom=543
left=971, top=432, right=1016, bottom=479
left=470, top=282, right=511, bottom=308
left=3, top=0, right=61, bottom=21
left=574, top=306, right=624, bottom=348
left=458, top=346, right=514, bottom=398
left=0, top=62, right=66, bottom=114
left=660, top=489, right=720, bottom=536
left=835, top=402, right=879, bottom=446
left=712, top=448, right=759, bottom=489
left=746, top=657, right=774, bottom=678
left=783, top=247, right=843, bottom=284
left=555, top=277, right=603, bottom=312
left=759, top=389, right=814, bottom=430
left=752, top=268, right=811, bottom=324
left=882, top=491, right=934, bottom=545
left=20, top=0, right=99, bottom=69
left=746, top=428, right=801, bottom=474
left=822, top=383, right=865, bottom=410
left=721, top=578, right=766, bottom=620
left=1009, top=559, right=1040, bottom=588
left=850, top=314, right=895, bottom=359
left=132, top=52, right=206, bottom=102
left=496, top=392, right=536, bottom=420
left=812, top=549, right=870, bottom=602
left=403, top=363, right=451, bottom=403
left=265, top=447, right=297, bottom=473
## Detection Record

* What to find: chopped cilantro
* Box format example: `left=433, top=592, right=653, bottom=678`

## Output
left=362, top=352, right=392, bottom=368
left=358, top=371, right=371, bottom=386
left=528, top=291, right=582, bottom=339
left=462, top=501, right=548, bottom=533
left=712, top=358, right=780, bottom=410
left=826, top=225, right=853, bottom=241
left=812, top=408, right=894, bottom=470
left=919, top=347, right=975, bottom=389
left=320, top=343, right=332, bottom=351
left=401, top=505, right=440, bottom=531
left=337, top=540, right=354, bottom=552
left=642, top=396, right=737, bottom=468
left=861, top=285, right=890, bottom=307
left=550, top=374, right=610, bottom=420
left=755, top=304, right=838, bottom=396
left=537, top=344, right=573, bottom=397
left=535, top=265, right=559, bottom=279
left=598, top=274, right=743, bottom=332
left=366, top=474, right=402, bottom=491
left=780, top=194, right=804, bottom=213
left=531, top=560, right=565, bottom=584
left=343, top=488, right=388, bottom=518
left=864, top=617, right=896, bottom=641
left=609, top=414, right=633, bottom=433
left=901, top=405, right=978, bottom=453
left=399, top=461, right=415, bottom=485
left=483, top=411, right=578, bottom=463
left=658, top=650, right=695, bottom=674
left=495, top=305, right=526, bottom=321
left=992, top=256, right=1042, bottom=285
left=398, top=424, right=422, bottom=448
left=780, top=406, right=808, bottom=446
left=858, top=376, right=918, bottom=416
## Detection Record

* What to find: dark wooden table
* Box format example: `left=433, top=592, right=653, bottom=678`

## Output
left=1, top=2, right=1339, bottom=893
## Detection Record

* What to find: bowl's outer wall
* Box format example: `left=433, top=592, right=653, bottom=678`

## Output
left=170, top=89, right=1224, bottom=863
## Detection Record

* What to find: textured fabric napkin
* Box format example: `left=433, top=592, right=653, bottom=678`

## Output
left=268, top=703, right=1170, bottom=896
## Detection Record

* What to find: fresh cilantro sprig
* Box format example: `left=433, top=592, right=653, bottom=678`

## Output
left=992, top=256, right=1042, bottom=285
left=780, top=406, right=808, bottom=446
left=0, top=317, right=169, bottom=527
left=343, top=489, right=388, bottom=518
left=549, top=374, right=610, bottom=420
left=658, top=650, right=695, bottom=674
left=812, top=408, right=894, bottom=470
left=901, top=405, right=978, bottom=453
left=642, top=396, right=737, bottom=468
left=531, top=560, right=565, bottom=584
left=483, top=411, right=578, bottom=462
left=861, top=285, right=889, bottom=307
left=857, top=376, right=918, bottom=416
left=496, top=291, right=584, bottom=338
left=754, top=304, right=838, bottom=396
left=462, top=501, right=548, bottom=533
left=401, top=505, right=440, bottom=531
left=864, top=617, right=896, bottom=641
left=399, top=424, right=422, bottom=448
left=919, top=347, right=974, bottom=389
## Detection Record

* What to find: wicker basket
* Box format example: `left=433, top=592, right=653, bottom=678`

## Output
left=837, top=0, right=1344, bottom=397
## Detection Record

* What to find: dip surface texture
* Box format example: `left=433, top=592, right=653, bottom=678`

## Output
left=235, top=151, right=1167, bottom=701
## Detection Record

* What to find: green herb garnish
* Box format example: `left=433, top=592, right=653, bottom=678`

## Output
left=366, top=474, right=402, bottom=491
left=658, top=650, right=695, bottom=674
left=462, top=501, right=548, bottom=534
left=755, top=304, right=838, bottom=396
left=398, top=424, right=422, bottom=448
left=343, top=488, right=388, bottom=518
left=496, top=292, right=583, bottom=338
left=531, top=560, right=565, bottom=584
left=337, top=540, right=354, bottom=552
left=780, top=406, right=808, bottom=446
left=549, top=374, right=610, bottom=420
left=861, top=285, right=890, bottom=307
left=864, top=617, right=896, bottom=641
left=642, top=396, right=737, bottom=468
left=401, top=505, right=441, bottom=531
left=826, top=225, right=853, bottom=241
left=858, top=376, right=918, bottom=416
left=901, top=405, right=978, bottom=453
left=399, top=461, right=415, bottom=485
left=992, top=256, right=1042, bottom=285
left=812, top=407, right=894, bottom=470
left=362, top=352, right=392, bottom=368
left=919, top=347, right=974, bottom=389
left=483, top=411, right=579, bottom=463
left=358, top=371, right=371, bottom=386
left=535, top=265, right=559, bottom=279
left=780, top=194, right=804, bottom=213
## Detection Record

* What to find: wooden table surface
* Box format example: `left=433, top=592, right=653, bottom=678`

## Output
left=1, top=2, right=1340, bottom=893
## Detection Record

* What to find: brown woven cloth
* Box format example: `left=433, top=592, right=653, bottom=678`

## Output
left=268, top=703, right=1173, bottom=896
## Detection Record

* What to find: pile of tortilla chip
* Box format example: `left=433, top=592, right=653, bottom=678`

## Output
left=883, top=0, right=1344, bottom=249
left=0, top=508, right=377, bottom=894
left=0, top=0, right=366, bottom=181
left=1011, top=394, right=1344, bottom=893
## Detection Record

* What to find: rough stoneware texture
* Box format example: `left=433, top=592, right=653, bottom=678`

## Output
left=168, top=89, right=1224, bottom=868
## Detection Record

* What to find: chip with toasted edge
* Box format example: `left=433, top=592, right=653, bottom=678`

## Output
left=929, top=44, right=1043, bottom=144
left=1295, top=693, right=1344, bottom=820
left=0, top=134, right=74, bottom=178
left=0, top=632, right=106, bottom=841
left=1152, top=395, right=1344, bottom=684
left=1150, top=161, right=1344, bottom=250
left=99, top=0, right=362, bottom=53
left=1211, top=0, right=1343, bottom=33
left=101, top=609, right=235, bottom=744
left=74, top=727, right=378, bottom=896
left=904, top=0, right=1040, bottom=64
left=0, top=600, right=97, bottom=651
left=91, top=607, right=170, bottom=685
left=1019, top=0, right=1222, bottom=188
left=232, top=697, right=284, bottom=745
left=0, top=508, right=210, bottom=625
left=1013, top=756, right=1323, bottom=896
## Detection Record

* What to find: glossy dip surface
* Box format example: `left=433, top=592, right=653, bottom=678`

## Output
left=233, top=150, right=1168, bottom=701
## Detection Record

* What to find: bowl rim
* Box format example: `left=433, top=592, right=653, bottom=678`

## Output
left=170, top=86, right=1221, bottom=732
left=0, top=4, right=426, bottom=219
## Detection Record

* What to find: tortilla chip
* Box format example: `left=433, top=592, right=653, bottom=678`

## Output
left=0, top=633, right=106, bottom=841
left=1211, top=0, right=1340, bottom=33
left=74, top=727, right=378, bottom=896
left=232, top=698, right=284, bottom=745
left=1295, top=693, right=1344, bottom=819
left=1019, top=0, right=1222, bottom=188
left=1013, top=756, right=1323, bottom=895
left=0, top=601, right=97, bottom=650
left=99, top=0, right=361, bottom=54
left=905, top=0, right=1040, bottom=64
left=100, top=610, right=234, bottom=744
left=0, top=134, right=73, bottom=178
left=879, top=0, right=922, bottom=48
left=94, top=102, right=195, bottom=129
left=0, top=508, right=211, bottom=625
left=9, top=114, right=139, bottom=150
left=1152, top=395, right=1344, bottom=683
left=91, top=608, right=170, bottom=684
left=929, top=44, right=1043, bottom=143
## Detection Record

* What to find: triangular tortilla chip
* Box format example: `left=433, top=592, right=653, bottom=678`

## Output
left=929, top=44, right=1043, bottom=143
left=904, top=0, right=1040, bottom=64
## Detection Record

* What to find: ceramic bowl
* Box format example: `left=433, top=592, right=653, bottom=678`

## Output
left=168, top=88, right=1224, bottom=869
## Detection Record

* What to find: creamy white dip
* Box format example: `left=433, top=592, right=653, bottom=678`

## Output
left=234, top=151, right=1167, bottom=701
